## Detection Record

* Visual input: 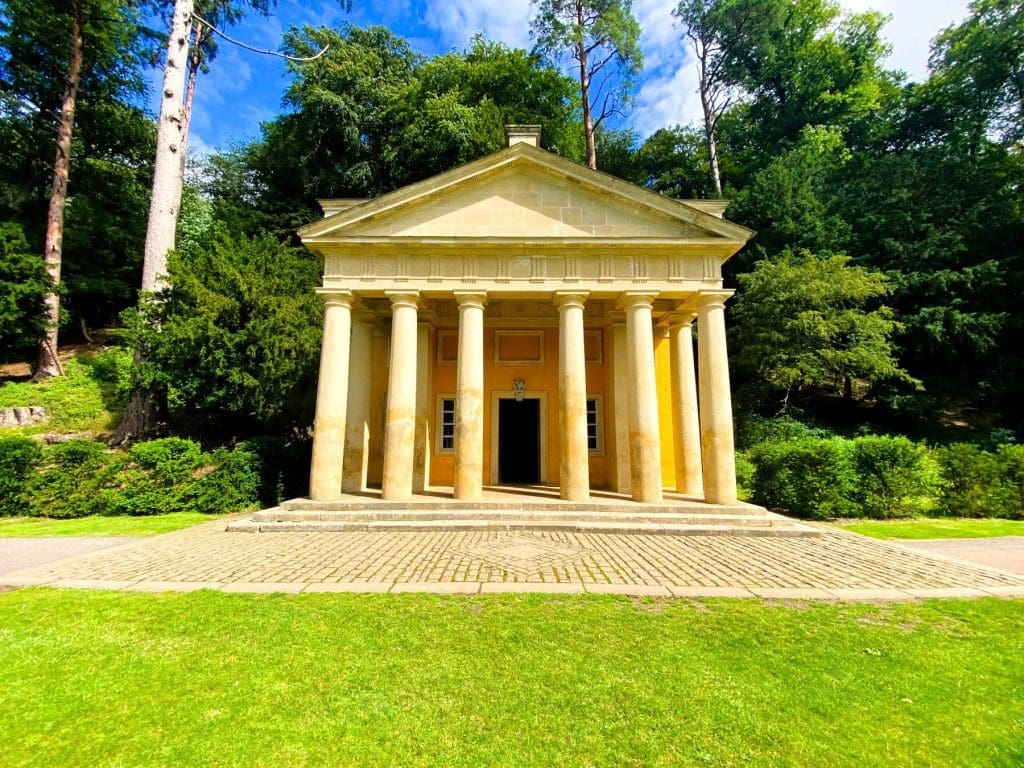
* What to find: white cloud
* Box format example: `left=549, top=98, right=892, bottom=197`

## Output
left=421, top=0, right=534, bottom=51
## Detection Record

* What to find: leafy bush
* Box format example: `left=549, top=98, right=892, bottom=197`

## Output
left=16, top=437, right=261, bottom=518
left=735, top=452, right=755, bottom=502
left=750, top=438, right=858, bottom=519
left=934, top=444, right=1003, bottom=518
left=0, top=436, right=42, bottom=515
left=237, top=436, right=311, bottom=505
left=185, top=448, right=261, bottom=514
left=735, top=414, right=832, bottom=451
left=992, top=445, right=1024, bottom=519
left=22, top=439, right=119, bottom=518
left=850, top=435, right=938, bottom=518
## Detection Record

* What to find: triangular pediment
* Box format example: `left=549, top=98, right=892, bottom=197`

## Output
left=300, top=143, right=753, bottom=244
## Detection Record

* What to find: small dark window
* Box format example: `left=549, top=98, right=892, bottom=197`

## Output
left=586, top=398, right=599, bottom=452
left=440, top=398, right=456, bottom=451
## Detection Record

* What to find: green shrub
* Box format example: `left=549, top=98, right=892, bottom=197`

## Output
left=0, top=436, right=42, bottom=515
left=734, top=414, right=832, bottom=451
left=750, top=438, right=858, bottom=519
left=992, top=445, right=1024, bottom=519
left=935, top=444, right=1002, bottom=518
left=850, top=435, right=938, bottom=518
left=126, top=438, right=203, bottom=484
left=22, top=439, right=120, bottom=518
left=735, top=452, right=755, bottom=502
left=185, top=448, right=261, bottom=514
left=0, top=222, right=50, bottom=362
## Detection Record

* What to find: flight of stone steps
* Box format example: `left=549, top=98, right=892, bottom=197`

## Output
left=226, top=497, right=820, bottom=537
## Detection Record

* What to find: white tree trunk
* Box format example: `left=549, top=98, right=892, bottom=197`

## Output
left=141, top=0, right=194, bottom=294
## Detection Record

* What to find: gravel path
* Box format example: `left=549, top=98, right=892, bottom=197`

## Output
left=0, top=537, right=135, bottom=576
left=902, top=536, right=1024, bottom=575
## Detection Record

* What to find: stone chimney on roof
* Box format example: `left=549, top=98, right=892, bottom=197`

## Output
left=505, top=125, right=542, bottom=147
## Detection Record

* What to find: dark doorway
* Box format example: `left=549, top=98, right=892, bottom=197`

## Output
left=498, top=398, right=541, bottom=484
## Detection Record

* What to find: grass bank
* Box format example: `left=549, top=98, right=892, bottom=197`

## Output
left=0, top=589, right=1021, bottom=767
left=838, top=518, right=1024, bottom=540
left=0, top=512, right=221, bottom=538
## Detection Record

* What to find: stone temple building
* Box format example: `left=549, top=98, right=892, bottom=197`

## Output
left=298, top=126, right=753, bottom=509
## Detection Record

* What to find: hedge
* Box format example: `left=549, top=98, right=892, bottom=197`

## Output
left=3, top=437, right=264, bottom=518
left=749, top=435, right=1020, bottom=520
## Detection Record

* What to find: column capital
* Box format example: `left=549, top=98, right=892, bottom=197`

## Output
left=385, top=290, right=420, bottom=310
left=554, top=290, right=589, bottom=311
left=665, top=311, right=698, bottom=329
left=617, top=290, right=659, bottom=310
left=453, top=290, right=488, bottom=310
left=696, top=289, right=735, bottom=312
left=315, top=289, right=354, bottom=308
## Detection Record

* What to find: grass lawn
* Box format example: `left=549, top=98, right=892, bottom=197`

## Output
left=838, top=518, right=1024, bottom=540
left=0, top=512, right=221, bottom=538
left=1, top=590, right=1022, bottom=767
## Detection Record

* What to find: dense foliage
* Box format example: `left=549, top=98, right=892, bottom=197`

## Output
left=0, top=436, right=264, bottom=518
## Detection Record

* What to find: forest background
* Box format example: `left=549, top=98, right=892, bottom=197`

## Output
left=1, top=0, right=1021, bottom=519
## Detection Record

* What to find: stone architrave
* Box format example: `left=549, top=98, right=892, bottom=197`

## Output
left=623, top=292, right=662, bottom=503
left=382, top=292, right=419, bottom=500
left=555, top=291, right=590, bottom=501
left=668, top=313, right=703, bottom=496
left=697, top=291, right=738, bottom=504
left=309, top=291, right=353, bottom=500
left=454, top=292, right=487, bottom=500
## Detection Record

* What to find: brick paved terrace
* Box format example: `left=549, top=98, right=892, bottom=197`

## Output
left=4, top=515, right=1024, bottom=600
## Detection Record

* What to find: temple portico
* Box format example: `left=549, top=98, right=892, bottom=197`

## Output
left=299, top=126, right=754, bottom=509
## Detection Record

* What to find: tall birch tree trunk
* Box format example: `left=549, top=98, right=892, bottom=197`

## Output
left=140, top=0, right=194, bottom=294
left=113, top=0, right=193, bottom=443
left=34, top=0, right=84, bottom=380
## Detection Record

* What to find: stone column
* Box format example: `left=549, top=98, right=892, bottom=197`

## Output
left=382, top=291, right=419, bottom=500
left=412, top=320, right=433, bottom=494
left=342, top=311, right=375, bottom=493
left=668, top=313, right=704, bottom=497
left=453, top=291, right=486, bottom=500
left=697, top=290, right=738, bottom=504
left=623, top=291, right=662, bottom=503
left=555, top=291, right=590, bottom=501
left=309, top=291, right=353, bottom=500
left=610, top=318, right=631, bottom=495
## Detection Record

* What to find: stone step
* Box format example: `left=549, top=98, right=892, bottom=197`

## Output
left=225, top=517, right=820, bottom=537
left=252, top=508, right=779, bottom=526
left=278, top=497, right=758, bottom=517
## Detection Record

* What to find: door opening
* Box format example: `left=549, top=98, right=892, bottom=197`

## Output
left=498, top=398, right=541, bottom=484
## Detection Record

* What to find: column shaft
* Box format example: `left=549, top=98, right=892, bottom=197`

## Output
left=454, top=292, right=486, bottom=500
left=556, top=292, right=590, bottom=501
left=669, top=316, right=703, bottom=496
left=611, top=321, right=631, bottom=494
left=624, top=292, right=662, bottom=503
left=309, top=292, right=353, bottom=500
left=342, top=315, right=374, bottom=493
left=382, top=292, right=419, bottom=500
left=412, top=322, right=432, bottom=494
left=697, top=292, right=738, bottom=504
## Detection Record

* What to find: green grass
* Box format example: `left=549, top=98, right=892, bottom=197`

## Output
left=0, top=350, right=127, bottom=435
left=0, top=512, right=221, bottom=538
left=838, top=518, right=1024, bottom=540
left=0, top=590, right=1022, bottom=767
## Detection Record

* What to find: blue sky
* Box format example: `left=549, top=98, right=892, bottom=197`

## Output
left=173, top=0, right=971, bottom=159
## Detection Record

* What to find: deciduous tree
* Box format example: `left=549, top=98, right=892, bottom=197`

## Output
left=530, top=0, right=641, bottom=169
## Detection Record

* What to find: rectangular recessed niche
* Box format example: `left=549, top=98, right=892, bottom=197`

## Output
left=495, top=330, right=545, bottom=364
left=584, top=330, right=602, bottom=364
left=437, top=330, right=459, bottom=364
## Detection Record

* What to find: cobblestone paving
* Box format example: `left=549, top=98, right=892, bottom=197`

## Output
left=5, top=516, right=1024, bottom=599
